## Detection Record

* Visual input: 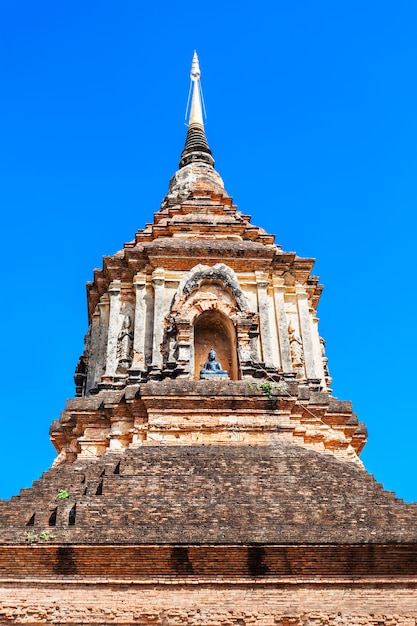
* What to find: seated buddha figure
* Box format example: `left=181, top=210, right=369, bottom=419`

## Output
left=200, top=348, right=229, bottom=379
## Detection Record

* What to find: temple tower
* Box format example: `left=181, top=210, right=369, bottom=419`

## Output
left=0, top=54, right=416, bottom=626
left=56, top=51, right=366, bottom=467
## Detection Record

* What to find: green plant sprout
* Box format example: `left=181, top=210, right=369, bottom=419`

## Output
left=25, top=531, right=56, bottom=543
left=248, top=381, right=288, bottom=398
left=39, top=531, right=55, bottom=542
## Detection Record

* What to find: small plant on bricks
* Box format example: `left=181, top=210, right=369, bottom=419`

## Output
left=248, top=381, right=287, bottom=398
left=25, top=531, right=56, bottom=543
left=39, top=531, right=55, bottom=542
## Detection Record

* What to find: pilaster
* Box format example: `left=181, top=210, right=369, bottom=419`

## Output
left=255, top=272, right=275, bottom=369
left=85, top=310, right=100, bottom=394
left=150, top=268, right=166, bottom=376
left=272, top=278, right=292, bottom=373
left=312, top=314, right=327, bottom=389
left=129, top=273, right=147, bottom=382
left=96, top=299, right=110, bottom=385
left=103, top=281, right=122, bottom=380
left=296, top=287, right=319, bottom=383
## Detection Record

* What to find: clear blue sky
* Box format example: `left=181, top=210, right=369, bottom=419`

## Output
left=0, top=0, right=416, bottom=500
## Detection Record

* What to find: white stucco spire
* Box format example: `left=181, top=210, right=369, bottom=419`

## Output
left=188, top=51, right=204, bottom=128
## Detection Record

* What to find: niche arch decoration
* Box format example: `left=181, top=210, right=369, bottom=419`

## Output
left=162, top=264, right=260, bottom=380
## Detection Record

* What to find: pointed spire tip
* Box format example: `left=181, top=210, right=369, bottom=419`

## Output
left=190, top=51, right=201, bottom=81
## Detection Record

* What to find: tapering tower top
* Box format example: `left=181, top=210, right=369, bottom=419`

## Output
left=179, top=51, right=214, bottom=168
left=188, top=51, right=204, bottom=127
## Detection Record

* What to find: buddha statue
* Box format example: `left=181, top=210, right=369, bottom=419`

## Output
left=200, top=348, right=228, bottom=379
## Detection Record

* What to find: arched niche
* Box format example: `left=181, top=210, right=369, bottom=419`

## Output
left=194, top=310, right=238, bottom=380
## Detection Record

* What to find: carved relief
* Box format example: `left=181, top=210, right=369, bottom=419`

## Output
left=320, top=336, right=332, bottom=388
left=74, top=355, right=88, bottom=397
left=288, top=322, right=305, bottom=377
left=162, top=322, right=178, bottom=371
left=116, top=315, right=133, bottom=374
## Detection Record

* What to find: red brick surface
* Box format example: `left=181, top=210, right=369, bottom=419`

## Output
left=1, top=443, right=416, bottom=546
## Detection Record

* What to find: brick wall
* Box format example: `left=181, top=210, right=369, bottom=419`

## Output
left=1, top=444, right=416, bottom=545
left=1, top=579, right=417, bottom=625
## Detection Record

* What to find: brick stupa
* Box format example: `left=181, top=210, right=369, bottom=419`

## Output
left=1, top=53, right=416, bottom=625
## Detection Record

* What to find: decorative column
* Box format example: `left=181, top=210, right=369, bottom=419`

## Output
left=296, top=287, right=319, bottom=382
left=175, top=319, right=192, bottom=377
left=312, top=314, right=327, bottom=389
left=103, top=281, right=122, bottom=381
left=130, top=273, right=147, bottom=381
left=150, top=268, right=165, bottom=375
left=236, top=317, right=255, bottom=378
left=96, top=299, right=109, bottom=382
left=87, top=298, right=109, bottom=392
left=272, top=278, right=292, bottom=373
left=255, top=272, right=275, bottom=369
left=85, top=310, right=100, bottom=394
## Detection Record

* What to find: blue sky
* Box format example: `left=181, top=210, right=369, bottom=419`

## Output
left=0, top=0, right=416, bottom=500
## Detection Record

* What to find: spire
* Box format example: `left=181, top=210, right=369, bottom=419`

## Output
left=188, top=51, right=204, bottom=128
left=179, top=51, right=214, bottom=169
